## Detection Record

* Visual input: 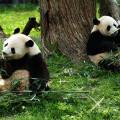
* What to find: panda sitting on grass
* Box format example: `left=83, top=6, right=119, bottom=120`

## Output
left=87, top=16, right=120, bottom=72
left=0, top=33, right=49, bottom=94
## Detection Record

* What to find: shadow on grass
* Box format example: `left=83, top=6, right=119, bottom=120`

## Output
left=0, top=3, right=39, bottom=12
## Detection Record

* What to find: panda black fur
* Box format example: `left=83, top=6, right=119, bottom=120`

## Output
left=87, top=16, right=120, bottom=72
left=0, top=33, right=49, bottom=93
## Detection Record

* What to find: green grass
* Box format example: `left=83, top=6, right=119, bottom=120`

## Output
left=0, top=4, right=120, bottom=120
left=0, top=4, right=40, bottom=36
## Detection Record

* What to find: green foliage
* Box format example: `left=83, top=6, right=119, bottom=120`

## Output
left=117, top=0, right=120, bottom=4
left=0, top=4, right=120, bottom=120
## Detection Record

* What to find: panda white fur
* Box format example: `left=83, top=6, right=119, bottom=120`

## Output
left=0, top=33, right=49, bottom=94
left=87, top=16, right=120, bottom=72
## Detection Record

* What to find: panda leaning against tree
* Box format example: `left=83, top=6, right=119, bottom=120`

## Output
left=87, top=16, right=120, bottom=72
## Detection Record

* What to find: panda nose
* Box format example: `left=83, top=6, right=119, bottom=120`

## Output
left=118, top=25, right=120, bottom=28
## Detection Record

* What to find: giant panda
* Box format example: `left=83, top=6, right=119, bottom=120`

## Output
left=0, top=33, right=49, bottom=94
left=86, top=16, right=120, bottom=72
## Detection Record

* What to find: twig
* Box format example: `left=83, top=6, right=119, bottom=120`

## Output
left=89, top=97, right=104, bottom=112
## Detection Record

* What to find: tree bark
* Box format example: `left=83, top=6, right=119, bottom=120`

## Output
left=40, top=0, right=96, bottom=61
left=100, top=0, right=120, bottom=20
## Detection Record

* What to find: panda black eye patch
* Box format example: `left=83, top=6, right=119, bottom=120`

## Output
left=11, top=48, right=15, bottom=54
left=113, top=24, right=117, bottom=27
left=4, top=43, right=8, bottom=47
left=107, top=25, right=111, bottom=31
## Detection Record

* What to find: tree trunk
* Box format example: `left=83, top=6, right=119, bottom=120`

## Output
left=100, top=0, right=120, bottom=20
left=40, top=0, right=96, bottom=61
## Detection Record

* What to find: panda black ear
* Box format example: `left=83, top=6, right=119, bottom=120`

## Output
left=93, top=18, right=100, bottom=25
left=25, top=40, right=34, bottom=47
left=13, top=28, right=20, bottom=34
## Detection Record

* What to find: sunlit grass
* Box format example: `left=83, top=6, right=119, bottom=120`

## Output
left=0, top=4, right=40, bottom=37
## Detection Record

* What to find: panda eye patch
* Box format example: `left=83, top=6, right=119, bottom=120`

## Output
left=107, top=25, right=111, bottom=31
left=4, top=43, right=8, bottom=47
left=11, top=48, right=15, bottom=54
left=113, top=24, right=117, bottom=27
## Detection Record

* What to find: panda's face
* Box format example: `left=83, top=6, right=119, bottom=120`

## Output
left=92, top=16, right=119, bottom=36
left=2, top=34, right=34, bottom=60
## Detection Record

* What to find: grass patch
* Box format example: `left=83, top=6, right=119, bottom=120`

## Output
left=0, top=4, right=40, bottom=36
left=0, top=3, right=120, bottom=120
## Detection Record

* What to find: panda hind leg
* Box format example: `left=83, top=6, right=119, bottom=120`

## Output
left=98, top=59, right=120, bottom=72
